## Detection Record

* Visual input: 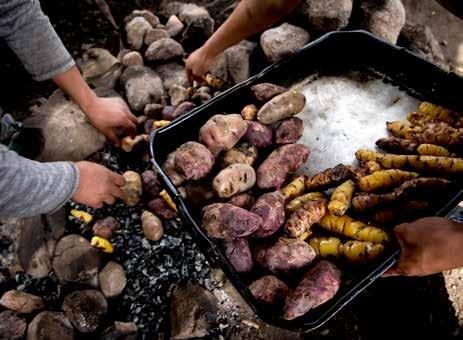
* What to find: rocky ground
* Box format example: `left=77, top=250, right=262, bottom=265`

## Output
left=0, top=0, right=463, bottom=339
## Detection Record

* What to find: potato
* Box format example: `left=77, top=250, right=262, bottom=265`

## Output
left=199, top=114, right=248, bottom=155
left=164, top=101, right=195, bottom=121
left=162, top=106, right=175, bottom=120
left=251, top=191, right=285, bottom=238
left=147, top=198, right=177, bottom=219
left=244, top=121, right=273, bottom=148
left=141, top=170, right=161, bottom=197
left=228, top=193, right=255, bottom=209
left=141, top=210, right=163, bottom=241
left=185, top=182, right=216, bottom=206
left=222, top=142, right=258, bottom=168
left=223, top=238, right=253, bottom=273
left=257, top=91, right=306, bottom=124
left=92, top=216, right=119, bottom=239
left=162, top=151, right=185, bottom=186
left=257, top=144, right=310, bottom=189
left=241, top=104, right=258, bottom=120
left=255, top=238, right=316, bottom=273
left=121, top=171, right=142, bottom=207
left=250, top=83, right=287, bottom=102
left=284, top=260, right=341, bottom=320
left=174, top=141, right=215, bottom=180
left=249, top=275, right=289, bottom=305
left=275, top=117, right=303, bottom=144
left=202, top=203, right=262, bottom=238
left=212, top=164, right=256, bottom=198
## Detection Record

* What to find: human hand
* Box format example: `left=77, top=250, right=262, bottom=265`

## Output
left=384, top=217, right=463, bottom=277
left=185, top=46, right=218, bottom=83
left=72, top=161, right=125, bottom=208
left=83, top=95, right=138, bottom=146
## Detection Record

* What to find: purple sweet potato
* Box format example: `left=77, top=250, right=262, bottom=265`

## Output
left=275, top=117, right=304, bottom=144
left=147, top=198, right=177, bottom=220
left=141, top=170, right=161, bottom=197
left=163, top=101, right=195, bottom=120
left=284, top=260, right=341, bottom=320
left=249, top=275, right=289, bottom=305
left=161, top=106, right=175, bottom=120
left=251, top=191, right=285, bottom=238
left=162, top=151, right=185, bottom=186
left=227, top=193, right=255, bottom=209
left=244, top=121, right=273, bottom=148
left=223, top=238, right=253, bottom=273
left=144, top=119, right=155, bottom=134
left=199, top=114, right=248, bottom=155
left=174, top=141, right=215, bottom=180
left=256, top=144, right=310, bottom=189
left=251, top=83, right=287, bottom=102
left=212, top=164, right=256, bottom=198
left=202, top=203, right=262, bottom=238
left=255, top=238, right=316, bottom=273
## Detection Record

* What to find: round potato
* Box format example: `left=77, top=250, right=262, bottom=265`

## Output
left=212, top=164, right=256, bottom=198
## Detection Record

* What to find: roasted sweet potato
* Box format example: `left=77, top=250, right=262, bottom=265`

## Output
left=244, top=121, right=273, bottom=148
left=305, top=164, right=355, bottom=191
left=147, top=198, right=177, bottom=220
left=199, top=114, right=248, bottom=155
left=285, top=200, right=326, bottom=238
left=223, top=238, right=253, bottom=273
left=255, top=238, right=316, bottom=273
left=257, top=91, right=306, bottom=124
left=212, top=164, right=256, bottom=198
left=256, top=144, right=310, bottom=189
left=227, top=193, right=255, bottom=209
left=275, top=117, right=304, bottom=144
left=251, top=191, right=285, bottom=238
left=162, top=151, right=185, bottom=186
left=141, top=170, right=161, bottom=197
left=202, top=203, right=262, bottom=238
left=251, top=83, right=287, bottom=102
left=221, top=142, right=258, bottom=167
left=249, top=275, right=289, bottom=305
left=284, top=260, right=341, bottom=320
left=174, top=141, right=215, bottom=180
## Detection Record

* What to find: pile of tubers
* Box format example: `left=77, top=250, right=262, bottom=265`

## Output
left=159, top=81, right=461, bottom=321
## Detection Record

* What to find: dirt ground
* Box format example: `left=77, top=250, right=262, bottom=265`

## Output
left=1, top=0, right=463, bottom=339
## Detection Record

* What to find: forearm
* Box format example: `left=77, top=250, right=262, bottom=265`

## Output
left=202, top=0, right=302, bottom=58
left=0, top=146, right=79, bottom=218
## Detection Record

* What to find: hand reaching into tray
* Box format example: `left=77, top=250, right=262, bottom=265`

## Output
left=384, top=217, right=463, bottom=276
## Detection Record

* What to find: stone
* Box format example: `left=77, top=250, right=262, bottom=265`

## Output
left=0, top=218, right=23, bottom=275
left=224, top=40, right=257, bottom=84
left=125, top=17, right=152, bottom=50
left=298, top=0, right=353, bottom=32
left=23, top=89, right=106, bottom=162
left=52, top=234, right=102, bottom=286
left=157, top=1, right=184, bottom=18
left=144, top=28, right=169, bottom=45
left=77, top=48, right=122, bottom=88
left=153, top=62, right=187, bottom=91
left=145, top=38, right=185, bottom=63
left=92, top=216, right=119, bottom=239
left=17, top=208, right=65, bottom=278
left=99, top=261, right=126, bottom=299
left=169, top=85, right=189, bottom=106
left=121, top=51, right=143, bottom=67
left=125, top=10, right=160, bottom=28
left=27, top=311, right=74, bottom=340
left=170, top=283, right=218, bottom=339
left=260, top=23, right=310, bottom=63
left=62, top=290, right=108, bottom=333
left=208, top=53, right=228, bottom=83
left=100, top=321, right=138, bottom=340
left=0, top=290, right=44, bottom=313
left=178, top=4, right=215, bottom=51
left=166, top=15, right=184, bottom=37
left=399, top=20, right=448, bottom=70
left=120, top=65, right=165, bottom=112
left=0, top=311, right=26, bottom=340
left=358, top=0, right=406, bottom=44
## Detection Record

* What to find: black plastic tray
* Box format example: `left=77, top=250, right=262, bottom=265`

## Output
left=149, top=31, right=463, bottom=332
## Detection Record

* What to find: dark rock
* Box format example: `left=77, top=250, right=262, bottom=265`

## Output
left=0, top=290, right=44, bottom=313
left=144, top=28, right=169, bottom=46
left=125, top=10, right=160, bottom=28
left=166, top=15, right=184, bottom=37
left=169, top=85, right=189, bottom=106
left=62, top=290, right=108, bottom=333
left=297, top=0, right=352, bottom=32
left=0, top=310, right=26, bottom=340
left=145, top=38, right=185, bottom=63
left=27, top=311, right=74, bottom=340
left=125, top=17, right=152, bottom=50
left=121, top=51, right=143, bottom=67
left=99, top=261, right=126, bottom=299
left=92, top=216, right=119, bottom=239
left=178, top=4, right=215, bottom=51
left=52, top=234, right=102, bottom=286
left=208, top=53, right=228, bottom=83
left=120, top=66, right=165, bottom=111
left=100, top=321, right=138, bottom=340
left=78, top=48, right=122, bottom=88
left=153, top=62, right=187, bottom=91
left=170, top=283, right=218, bottom=339
left=225, top=40, right=256, bottom=84
left=260, top=23, right=310, bottom=63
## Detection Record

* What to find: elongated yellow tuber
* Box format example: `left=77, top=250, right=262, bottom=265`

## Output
left=91, top=236, right=114, bottom=253
left=309, top=237, right=384, bottom=263
left=328, top=180, right=355, bottom=216
left=281, top=175, right=307, bottom=203
left=159, top=189, right=178, bottom=212
left=416, top=144, right=451, bottom=157
left=285, top=200, right=327, bottom=238
left=71, top=209, right=93, bottom=223
left=153, top=120, right=171, bottom=129
left=285, top=192, right=326, bottom=213
left=358, top=169, right=419, bottom=192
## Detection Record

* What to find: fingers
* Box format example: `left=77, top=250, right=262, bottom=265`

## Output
left=110, top=185, right=123, bottom=198
left=122, top=116, right=137, bottom=137
left=105, top=130, right=120, bottom=147
left=124, top=107, right=139, bottom=126
left=185, top=67, right=193, bottom=84
left=104, top=195, right=116, bottom=205
left=111, top=172, right=125, bottom=187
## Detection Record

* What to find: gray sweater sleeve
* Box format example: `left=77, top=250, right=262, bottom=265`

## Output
left=0, top=145, right=80, bottom=218
left=0, top=0, right=75, bottom=81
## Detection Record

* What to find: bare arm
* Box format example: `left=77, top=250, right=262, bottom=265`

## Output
left=185, top=0, right=302, bottom=81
